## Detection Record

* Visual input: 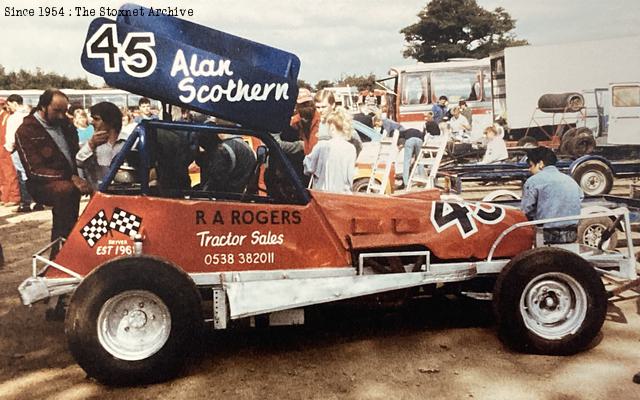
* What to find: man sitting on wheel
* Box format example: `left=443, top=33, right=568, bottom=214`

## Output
left=521, top=146, right=584, bottom=244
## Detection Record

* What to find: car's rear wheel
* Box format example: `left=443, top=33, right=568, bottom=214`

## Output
left=494, top=248, right=607, bottom=355
left=65, top=256, right=202, bottom=386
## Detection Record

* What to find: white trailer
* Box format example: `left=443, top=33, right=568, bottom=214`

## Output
left=491, top=36, right=640, bottom=138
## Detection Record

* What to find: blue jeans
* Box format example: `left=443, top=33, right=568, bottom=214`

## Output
left=403, top=137, right=423, bottom=185
left=11, top=151, right=32, bottom=206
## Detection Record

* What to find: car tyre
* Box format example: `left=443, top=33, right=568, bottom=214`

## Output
left=352, top=177, right=378, bottom=193
left=65, top=256, right=203, bottom=386
left=517, top=136, right=538, bottom=147
left=493, top=247, right=607, bottom=355
left=560, top=127, right=595, bottom=157
left=572, top=161, right=613, bottom=196
left=577, top=216, right=618, bottom=250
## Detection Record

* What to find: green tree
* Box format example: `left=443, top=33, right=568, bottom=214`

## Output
left=315, top=80, right=334, bottom=91
left=337, top=74, right=376, bottom=91
left=0, top=65, right=95, bottom=90
left=297, top=79, right=312, bottom=90
left=401, top=0, right=527, bottom=62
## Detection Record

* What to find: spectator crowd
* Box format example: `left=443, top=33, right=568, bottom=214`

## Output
left=0, top=86, right=515, bottom=260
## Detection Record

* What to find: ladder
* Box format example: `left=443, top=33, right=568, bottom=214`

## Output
left=406, top=131, right=450, bottom=190
left=366, top=129, right=399, bottom=194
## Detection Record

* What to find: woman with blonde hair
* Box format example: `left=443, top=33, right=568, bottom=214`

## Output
left=314, top=88, right=362, bottom=155
left=304, top=107, right=356, bottom=193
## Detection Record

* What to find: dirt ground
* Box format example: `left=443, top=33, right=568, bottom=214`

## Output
left=1, top=182, right=640, bottom=400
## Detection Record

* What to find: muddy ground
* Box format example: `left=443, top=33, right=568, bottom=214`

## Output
left=1, top=181, right=640, bottom=400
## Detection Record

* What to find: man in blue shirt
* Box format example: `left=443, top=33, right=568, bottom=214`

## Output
left=431, top=96, right=448, bottom=124
left=521, top=147, right=584, bottom=244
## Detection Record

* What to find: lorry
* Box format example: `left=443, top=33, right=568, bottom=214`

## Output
left=15, top=4, right=640, bottom=386
left=490, top=36, right=640, bottom=142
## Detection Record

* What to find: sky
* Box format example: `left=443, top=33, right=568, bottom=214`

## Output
left=1, top=0, right=639, bottom=87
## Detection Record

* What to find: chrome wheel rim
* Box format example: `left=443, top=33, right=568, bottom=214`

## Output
left=97, top=290, right=171, bottom=361
left=519, top=272, right=587, bottom=340
left=582, top=223, right=609, bottom=248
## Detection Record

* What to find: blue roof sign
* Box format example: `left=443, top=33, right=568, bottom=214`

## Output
left=81, top=3, right=300, bottom=132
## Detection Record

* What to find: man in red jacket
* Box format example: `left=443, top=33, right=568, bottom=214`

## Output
left=15, top=89, right=91, bottom=255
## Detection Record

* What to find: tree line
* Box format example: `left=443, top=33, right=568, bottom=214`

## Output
left=0, top=65, right=96, bottom=90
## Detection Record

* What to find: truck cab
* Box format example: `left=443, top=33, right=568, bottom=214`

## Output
left=607, top=83, right=640, bottom=144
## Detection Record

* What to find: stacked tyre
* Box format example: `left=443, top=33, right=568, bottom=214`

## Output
left=560, top=127, right=596, bottom=158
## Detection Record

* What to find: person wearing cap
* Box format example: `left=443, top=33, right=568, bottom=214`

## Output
left=0, top=97, right=21, bottom=208
left=289, top=88, right=320, bottom=155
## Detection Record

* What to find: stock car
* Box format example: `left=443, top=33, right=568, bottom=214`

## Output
left=16, top=3, right=639, bottom=387
left=18, top=119, right=638, bottom=385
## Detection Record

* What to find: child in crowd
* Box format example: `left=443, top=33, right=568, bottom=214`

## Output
left=74, top=109, right=94, bottom=146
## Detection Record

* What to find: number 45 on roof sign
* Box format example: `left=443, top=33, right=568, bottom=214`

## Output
left=81, top=4, right=301, bottom=132
left=86, top=23, right=157, bottom=78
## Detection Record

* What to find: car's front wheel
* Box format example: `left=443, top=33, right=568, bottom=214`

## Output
left=65, top=256, right=203, bottom=386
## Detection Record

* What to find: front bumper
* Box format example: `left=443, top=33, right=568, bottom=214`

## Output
left=17, top=238, right=82, bottom=306
left=18, top=277, right=80, bottom=306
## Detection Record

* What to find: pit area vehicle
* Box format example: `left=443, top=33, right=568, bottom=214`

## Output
left=379, top=57, right=492, bottom=138
left=16, top=4, right=640, bottom=386
left=20, top=118, right=639, bottom=386
left=490, top=36, right=640, bottom=142
left=439, top=82, right=640, bottom=196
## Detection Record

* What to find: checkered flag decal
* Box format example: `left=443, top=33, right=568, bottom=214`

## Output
left=109, top=208, right=143, bottom=238
left=80, top=210, right=109, bottom=247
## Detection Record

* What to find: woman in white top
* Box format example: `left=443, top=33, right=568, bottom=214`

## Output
left=480, top=125, right=509, bottom=164
left=304, top=108, right=356, bottom=194
left=449, top=106, right=471, bottom=136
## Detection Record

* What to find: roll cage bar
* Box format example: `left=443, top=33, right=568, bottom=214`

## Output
left=99, top=119, right=311, bottom=205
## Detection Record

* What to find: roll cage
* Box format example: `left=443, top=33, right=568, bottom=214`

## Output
left=100, top=119, right=311, bottom=205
